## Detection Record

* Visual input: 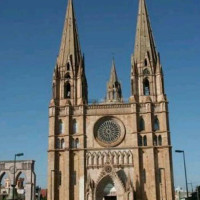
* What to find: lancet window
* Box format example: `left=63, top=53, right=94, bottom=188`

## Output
left=153, top=135, right=162, bottom=146
left=67, top=63, right=70, bottom=71
left=144, top=59, right=148, bottom=66
left=139, top=117, right=145, bottom=131
left=73, top=119, right=77, bottom=134
left=158, top=135, right=162, bottom=146
left=138, top=135, right=148, bottom=147
left=61, top=139, right=65, bottom=149
left=56, top=138, right=60, bottom=149
left=143, top=136, right=147, bottom=146
left=59, top=120, right=63, bottom=134
left=154, top=116, right=160, bottom=131
left=64, top=83, right=71, bottom=99
left=143, top=78, right=150, bottom=96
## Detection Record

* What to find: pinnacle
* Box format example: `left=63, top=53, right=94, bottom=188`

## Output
left=57, top=0, right=82, bottom=68
left=109, top=58, right=118, bottom=83
left=133, top=0, right=157, bottom=64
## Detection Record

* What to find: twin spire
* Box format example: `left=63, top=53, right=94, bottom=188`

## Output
left=133, top=0, right=157, bottom=65
left=57, top=0, right=157, bottom=68
left=53, top=0, right=87, bottom=105
left=54, top=0, right=163, bottom=104
left=57, top=0, right=81, bottom=68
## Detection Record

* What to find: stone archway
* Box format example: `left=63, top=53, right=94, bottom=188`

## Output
left=95, top=172, right=125, bottom=200
left=0, top=160, right=36, bottom=200
left=96, top=176, right=116, bottom=200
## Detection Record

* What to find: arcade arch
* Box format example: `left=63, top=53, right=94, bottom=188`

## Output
left=0, top=160, right=36, bottom=200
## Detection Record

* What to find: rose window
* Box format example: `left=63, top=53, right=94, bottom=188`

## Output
left=97, top=120, right=121, bottom=144
left=94, top=117, right=125, bottom=147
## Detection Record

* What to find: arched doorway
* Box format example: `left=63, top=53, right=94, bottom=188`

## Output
left=96, top=175, right=117, bottom=200
left=104, top=182, right=117, bottom=200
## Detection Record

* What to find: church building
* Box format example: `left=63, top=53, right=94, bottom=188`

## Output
left=47, top=0, right=175, bottom=199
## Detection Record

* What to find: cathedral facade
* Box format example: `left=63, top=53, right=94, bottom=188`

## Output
left=47, top=0, right=175, bottom=200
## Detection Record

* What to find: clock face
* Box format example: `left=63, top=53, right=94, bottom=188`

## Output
left=94, top=117, right=125, bottom=147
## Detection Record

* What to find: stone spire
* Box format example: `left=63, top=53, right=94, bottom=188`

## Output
left=51, top=0, right=88, bottom=105
left=57, top=0, right=81, bottom=69
left=133, top=0, right=157, bottom=65
left=106, top=59, right=123, bottom=103
left=109, top=59, right=118, bottom=84
left=130, top=0, right=166, bottom=103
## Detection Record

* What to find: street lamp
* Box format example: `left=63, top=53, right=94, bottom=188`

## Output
left=12, top=153, right=24, bottom=200
left=175, top=150, right=189, bottom=198
left=188, top=182, right=193, bottom=193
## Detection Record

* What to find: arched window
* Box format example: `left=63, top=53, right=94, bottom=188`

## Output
left=154, top=135, right=158, bottom=146
left=144, top=59, right=148, bottom=66
left=61, top=139, right=65, bottom=149
left=154, top=117, right=160, bottom=131
left=56, top=138, right=60, bottom=149
left=138, top=135, right=143, bottom=146
left=64, top=83, right=71, bottom=99
left=143, top=78, right=150, bottom=96
left=67, top=63, right=70, bottom=71
left=73, top=119, right=77, bottom=134
left=71, top=138, right=76, bottom=148
left=59, top=120, right=63, bottom=134
left=76, top=138, right=80, bottom=148
left=71, top=138, right=79, bottom=148
left=139, top=117, right=145, bottom=131
left=143, top=68, right=150, bottom=75
left=158, top=135, right=162, bottom=146
left=143, top=136, right=147, bottom=146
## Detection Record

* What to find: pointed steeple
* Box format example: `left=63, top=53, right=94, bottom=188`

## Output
left=106, top=59, right=123, bottom=103
left=57, top=0, right=81, bottom=69
left=51, top=0, right=88, bottom=105
left=109, top=59, right=118, bottom=84
left=130, top=0, right=166, bottom=102
left=133, top=0, right=157, bottom=65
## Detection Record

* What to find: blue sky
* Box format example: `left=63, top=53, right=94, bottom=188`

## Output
left=0, top=0, right=200, bottom=190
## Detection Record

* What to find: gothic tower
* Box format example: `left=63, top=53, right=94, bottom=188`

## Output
left=48, top=0, right=87, bottom=199
left=52, top=0, right=87, bottom=106
left=130, top=0, right=165, bottom=104
left=47, top=0, right=175, bottom=199
left=130, top=0, right=174, bottom=199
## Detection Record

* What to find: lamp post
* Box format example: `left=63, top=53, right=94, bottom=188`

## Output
left=188, top=182, right=193, bottom=193
left=12, top=153, right=24, bottom=200
left=175, top=150, right=189, bottom=198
